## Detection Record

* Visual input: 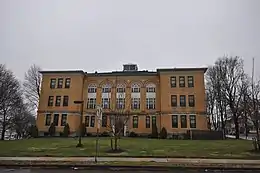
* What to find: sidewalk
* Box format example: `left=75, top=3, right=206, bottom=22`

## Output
left=0, top=157, right=260, bottom=169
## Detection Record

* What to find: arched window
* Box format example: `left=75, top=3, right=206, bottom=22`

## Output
left=116, top=83, right=126, bottom=93
left=146, top=83, right=156, bottom=93
left=88, top=84, right=97, bottom=93
left=102, top=84, right=111, bottom=93
left=131, top=83, right=141, bottom=93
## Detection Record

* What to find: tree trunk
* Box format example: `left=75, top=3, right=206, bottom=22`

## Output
left=114, top=136, right=118, bottom=151
left=1, top=124, right=5, bottom=140
left=110, top=138, right=113, bottom=150
left=234, top=117, right=240, bottom=139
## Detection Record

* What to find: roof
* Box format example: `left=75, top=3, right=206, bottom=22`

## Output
left=157, top=67, right=208, bottom=73
left=87, top=70, right=157, bottom=77
left=39, top=70, right=85, bottom=75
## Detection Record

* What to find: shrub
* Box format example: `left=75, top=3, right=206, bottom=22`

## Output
left=151, top=124, right=158, bottom=138
left=159, top=127, right=167, bottom=139
left=48, top=123, right=56, bottom=136
left=29, top=125, right=38, bottom=138
left=63, top=123, right=70, bottom=137
left=100, top=131, right=110, bottom=137
left=129, top=131, right=138, bottom=137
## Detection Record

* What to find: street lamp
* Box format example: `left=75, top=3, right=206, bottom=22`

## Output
left=74, top=100, right=84, bottom=148
left=95, top=105, right=102, bottom=162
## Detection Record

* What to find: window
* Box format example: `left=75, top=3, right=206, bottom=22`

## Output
left=146, top=98, right=156, bottom=109
left=188, top=76, right=194, bottom=87
left=131, top=98, right=140, bottom=109
left=131, top=83, right=140, bottom=92
left=152, top=116, right=156, bottom=125
left=88, top=84, right=97, bottom=93
left=188, top=95, right=195, bottom=107
left=116, top=98, right=125, bottom=109
left=172, top=115, right=178, bottom=128
left=117, top=87, right=125, bottom=93
left=57, top=78, right=63, bottom=88
left=190, top=115, right=196, bottom=128
left=85, top=116, right=90, bottom=127
left=48, top=96, right=54, bottom=106
left=50, top=79, right=56, bottom=89
left=63, top=96, right=69, bottom=106
left=55, top=96, right=61, bottom=106
left=45, top=114, right=51, bottom=126
left=179, top=76, right=185, bottom=87
left=146, top=86, right=156, bottom=92
left=102, top=85, right=111, bottom=93
left=133, top=116, right=138, bottom=128
left=65, top=78, right=71, bottom=88
left=102, top=115, right=107, bottom=127
left=170, top=76, right=176, bottom=87
left=61, top=114, right=67, bottom=126
left=53, top=114, right=59, bottom=126
left=90, top=116, right=95, bottom=127
left=87, top=98, right=96, bottom=109
left=180, top=95, right=186, bottom=107
left=102, top=98, right=110, bottom=109
left=171, top=95, right=177, bottom=107
left=181, top=115, right=187, bottom=128
left=146, top=116, right=150, bottom=128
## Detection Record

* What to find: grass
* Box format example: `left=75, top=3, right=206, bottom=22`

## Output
left=0, top=137, right=259, bottom=159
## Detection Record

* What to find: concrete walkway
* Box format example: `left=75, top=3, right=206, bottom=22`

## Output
left=0, top=157, right=260, bottom=169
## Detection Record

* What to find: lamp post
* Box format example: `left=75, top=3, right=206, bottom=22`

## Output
left=74, top=100, right=84, bottom=148
left=95, top=105, right=102, bottom=162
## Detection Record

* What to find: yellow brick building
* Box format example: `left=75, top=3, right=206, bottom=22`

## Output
left=36, top=64, right=208, bottom=136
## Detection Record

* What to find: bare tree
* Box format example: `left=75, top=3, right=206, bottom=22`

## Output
left=0, top=64, right=21, bottom=140
left=23, top=64, right=42, bottom=112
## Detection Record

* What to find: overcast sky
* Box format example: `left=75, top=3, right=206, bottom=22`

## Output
left=0, top=0, right=259, bottom=81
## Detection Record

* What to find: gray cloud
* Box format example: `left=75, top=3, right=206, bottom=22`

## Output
left=0, top=0, right=259, bottom=80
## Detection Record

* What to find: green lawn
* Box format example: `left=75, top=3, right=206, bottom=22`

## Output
left=0, top=137, right=258, bottom=159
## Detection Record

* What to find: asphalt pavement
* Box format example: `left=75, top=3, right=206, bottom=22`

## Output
left=0, top=168, right=260, bottom=173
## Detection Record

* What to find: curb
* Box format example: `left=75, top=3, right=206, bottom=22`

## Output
left=1, top=160, right=260, bottom=170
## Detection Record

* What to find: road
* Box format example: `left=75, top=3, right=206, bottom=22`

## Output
left=0, top=168, right=260, bottom=173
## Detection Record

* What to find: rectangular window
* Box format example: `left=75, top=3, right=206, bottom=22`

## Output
left=180, top=95, right=186, bottom=107
left=102, top=115, right=107, bottom=127
left=179, top=76, right=185, bottom=87
left=131, top=87, right=140, bottom=92
left=102, top=87, right=111, bottom=93
left=53, top=114, right=59, bottom=126
left=145, top=116, right=150, bottom=128
left=63, top=96, right=69, bottom=106
left=146, top=87, right=156, bottom=92
left=57, top=78, right=63, bottom=88
left=55, top=96, right=61, bottom=106
left=181, top=115, right=187, bottom=128
left=170, top=76, right=176, bottom=87
left=131, top=98, right=140, bottom=109
left=188, top=95, right=195, bottom=107
left=146, top=98, right=156, bottom=109
left=88, top=87, right=96, bottom=93
left=85, top=116, right=90, bottom=127
left=48, top=96, right=54, bottom=106
left=188, top=76, right=194, bottom=87
left=171, top=95, right=177, bottom=107
left=116, top=98, right=125, bottom=109
left=102, top=98, right=110, bottom=109
left=90, top=116, right=95, bottom=127
left=117, top=87, right=125, bottom=93
left=190, top=115, right=196, bottom=128
left=133, top=116, right=138, bottom=128
left=87, top=98, right=96, bottom=109
left=152, top=116, right=156, bottom=125
left=172, top=115, right=178, bottom=128
left=61, top=114, right=67, bottom=126
left=50, top=79, right=56, bottom=89
left=45, top=114, right=51, bottom=126
left=65, top=78, right=71, bottom=88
